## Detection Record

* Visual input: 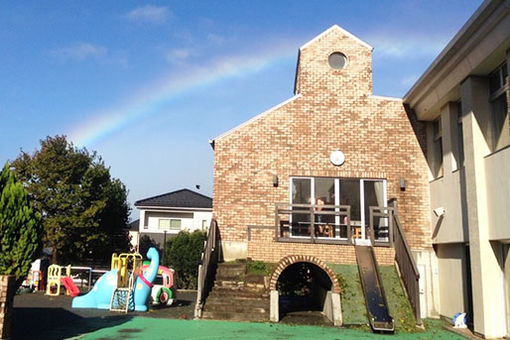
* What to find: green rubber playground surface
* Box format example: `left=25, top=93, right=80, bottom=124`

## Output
left=77, top=318, right=465, bottom=340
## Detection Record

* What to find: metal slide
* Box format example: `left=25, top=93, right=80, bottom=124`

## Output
left=355, top=245, right=394, bottom=332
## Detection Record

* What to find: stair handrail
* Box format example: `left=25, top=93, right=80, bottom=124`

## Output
left=389, top=199, right=422, bottom=325
left=194, top=219, right=219, bottom=318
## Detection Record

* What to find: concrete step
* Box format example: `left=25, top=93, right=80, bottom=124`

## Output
left=209, top=285, right=268, bottom=295
left=204, top=304, right=269, bottom=314
left=208, top=290, right=269, bottom=300
left=216, top=263, right=246, bottom=275
left=214, top=280, right=246, bottom=289
left=201, top=310, right=269, bottom=322
left=206, top=296, right=270, bottom=308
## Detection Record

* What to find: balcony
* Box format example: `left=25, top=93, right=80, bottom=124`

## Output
left=274, top=203, right=394, bottom=247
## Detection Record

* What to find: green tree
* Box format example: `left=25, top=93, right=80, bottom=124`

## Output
left=164, top=230, right=206, bottom=289
left=12, top=135, right=131, bottom=265
left=0, top=162, right=43, bottom=287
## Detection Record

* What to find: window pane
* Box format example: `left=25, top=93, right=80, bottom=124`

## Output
left=291, top=178, right=311, bottom=236
left=456, top=105, right=465, bottom=168
left=489, top=70, right=502, bottom=94
left=315, top=178, right=335, bottom=224
left=292, top=178, right=311, bottom=204
left=158, top=219, right=170, bottom=229
left=340, top=179, right=361, bottom=221
left=492, top=93, right=510, bottom=151
left=170, top=219, right=181, bottom=230
left=433, top=137, right=444, bottom=177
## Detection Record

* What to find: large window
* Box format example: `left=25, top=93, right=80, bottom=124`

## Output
left=489, top=62, right=509, bottom=151
left=290, top=177, right=386, bottom=239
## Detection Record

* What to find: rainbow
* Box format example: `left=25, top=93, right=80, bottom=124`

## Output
left=68, top=45, right=297, bottom=147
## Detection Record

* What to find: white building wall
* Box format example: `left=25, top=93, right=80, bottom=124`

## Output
left=485, top=147, right=510, bottom=240
left=138, top=209, right=212, bottom=234
left=436, top=244, right=469, bottom=319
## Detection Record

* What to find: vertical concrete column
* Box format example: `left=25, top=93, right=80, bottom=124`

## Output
left=461, top=76, right=506, bottom=338
left=270, top=290, right=279, bottom=322
left=331, top=292, right=343, bottom=326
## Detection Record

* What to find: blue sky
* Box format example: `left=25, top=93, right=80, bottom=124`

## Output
left=0, top=1, right=482, bottom=219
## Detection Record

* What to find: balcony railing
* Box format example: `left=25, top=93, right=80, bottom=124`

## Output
left=194, top=219, right=219, bottom=318
left=274, top=203, right=393, bottom=246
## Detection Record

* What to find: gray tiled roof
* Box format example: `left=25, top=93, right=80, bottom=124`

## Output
left=134, top=189, right=212, bottom=209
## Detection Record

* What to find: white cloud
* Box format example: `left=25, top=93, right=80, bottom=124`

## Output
left=125, top=5, right=171, bottom=24
left=49, top=42, right=107, bottom=61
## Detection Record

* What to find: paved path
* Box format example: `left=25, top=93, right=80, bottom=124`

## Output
left=12, top=291, right=196, bottom=339
left=81, top=318, right=466, bottom=340
left=12, top=292, right=466, bottom=340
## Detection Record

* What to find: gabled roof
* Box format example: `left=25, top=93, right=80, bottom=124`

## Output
left=209, top=25, right=372, bottom=147
left=134, top=189, right=212, bottom=209
left=299, top=25, right=373, bottom=51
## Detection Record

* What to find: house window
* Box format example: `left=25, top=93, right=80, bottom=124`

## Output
left=202, top=220, right=208, bottom=230
left=431, top=119, right=443, bottom=178
left=489, top=62, right=509, bottom=151
left=158, top=218, right=181, bottom=231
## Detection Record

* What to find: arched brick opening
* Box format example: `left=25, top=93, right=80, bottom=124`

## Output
left=269, top=255, right=341, bottom=294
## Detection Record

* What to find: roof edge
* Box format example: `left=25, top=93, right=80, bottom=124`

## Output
left=134, top=188, right=212, bottom=207
left=300, top=25, right=374, bottom=51
left=211, top=94, right=302, bottom=142
left=369, top=95, right=403, bottom=102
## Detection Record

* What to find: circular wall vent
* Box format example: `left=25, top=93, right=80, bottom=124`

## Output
left=328, top=52, right=347, bottom=70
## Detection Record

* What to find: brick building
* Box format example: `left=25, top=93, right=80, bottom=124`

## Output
left=209, top=25, right=435, bottom=322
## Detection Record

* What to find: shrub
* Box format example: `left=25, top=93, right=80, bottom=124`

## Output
left=246, top=260, right=275, bottom=276
left=0, top=162, right=43, bottom=287
left=164, top=230, right=206, bottom=289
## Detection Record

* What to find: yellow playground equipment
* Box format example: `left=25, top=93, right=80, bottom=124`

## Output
left=110, top=252, right=143, bottom=288
left=46, top=264, right=71, bottom=296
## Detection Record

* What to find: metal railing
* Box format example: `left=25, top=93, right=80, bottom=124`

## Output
left=390, top=201, right=422, bottom=325
left=194, top=219, right=219, bottom=318
left=368, top=206, right=394, bottom=247
left=275, top=203, right=352, bottom=244
left=275, top=203, right=394, bottom=247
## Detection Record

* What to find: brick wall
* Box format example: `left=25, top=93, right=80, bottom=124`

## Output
left=0, top=275, right=15, bottom=339
left=212, top=26, right=431, bottom=264
left=248, top=228, right=395, bottom=266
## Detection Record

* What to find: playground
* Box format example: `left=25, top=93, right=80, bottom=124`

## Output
left=11, top=292, right=465, bottom=340
left=12, top=247, right=469, bottom=339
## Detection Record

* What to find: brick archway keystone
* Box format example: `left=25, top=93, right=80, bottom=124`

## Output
left=269, top=255, right=341, bottom=294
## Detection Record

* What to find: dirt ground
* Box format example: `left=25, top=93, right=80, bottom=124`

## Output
left=12, top=290, right=196, bottom=339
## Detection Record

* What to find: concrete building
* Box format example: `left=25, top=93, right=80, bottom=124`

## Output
left=404, top=0, right=510, bottom=337
left=133, top=189, right=212, bottom=250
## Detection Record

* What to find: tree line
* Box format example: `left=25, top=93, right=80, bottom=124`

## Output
left=1, top=135, right=131, bottom=276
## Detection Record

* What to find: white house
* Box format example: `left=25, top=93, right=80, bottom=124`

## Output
left=132, top=189, right=213, bottom=250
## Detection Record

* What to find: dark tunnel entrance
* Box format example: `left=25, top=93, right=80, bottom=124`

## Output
left=277, top=261, right=334, bottom=325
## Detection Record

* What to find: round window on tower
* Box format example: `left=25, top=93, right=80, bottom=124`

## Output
left=328, top=52, right=347, bottom=70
